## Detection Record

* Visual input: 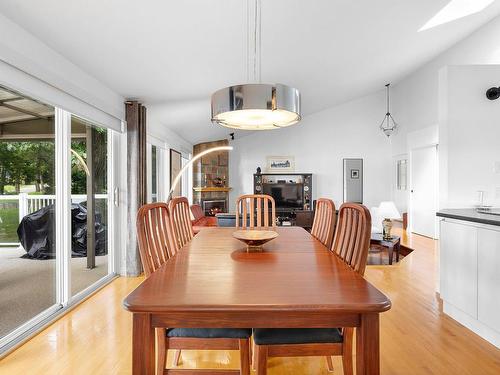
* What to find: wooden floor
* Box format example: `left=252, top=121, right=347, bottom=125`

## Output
left=1, top=229, right=500, bottom=374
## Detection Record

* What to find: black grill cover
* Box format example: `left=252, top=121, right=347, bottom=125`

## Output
left=17, top=203, right=107, bottom=259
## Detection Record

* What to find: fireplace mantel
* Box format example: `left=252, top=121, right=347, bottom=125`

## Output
left=193, top=187, right=232, bottom=193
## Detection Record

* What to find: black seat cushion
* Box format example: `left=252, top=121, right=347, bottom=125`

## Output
left=167, top=328, right=251, bottom=339
left=253, top=328, right=343, bottom=345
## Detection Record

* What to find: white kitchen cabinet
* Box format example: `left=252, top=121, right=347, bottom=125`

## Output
left=440, top=219, right=478, bottom=318
left=478, top=227, right=500, bottom=333
left=439, top=217, right=500, bottom=348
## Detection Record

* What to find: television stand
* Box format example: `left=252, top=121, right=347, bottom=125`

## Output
left=253, top=173, right=314, bottom=229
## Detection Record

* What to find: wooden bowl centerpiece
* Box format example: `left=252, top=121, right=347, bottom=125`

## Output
left=232, top=229, right=279, bottom=252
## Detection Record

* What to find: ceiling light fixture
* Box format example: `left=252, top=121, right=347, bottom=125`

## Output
left=380, top=83, right=398, bottom=138
left=419, top=0, right=495, bottom=31
left=211, top=0, right=301, bottom=130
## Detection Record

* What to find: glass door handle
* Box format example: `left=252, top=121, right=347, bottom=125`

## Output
left=113, top=187, right=120, bottom=207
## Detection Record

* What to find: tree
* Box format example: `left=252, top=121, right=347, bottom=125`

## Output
left=6, top=142, right=31, bottom=194
left=25, top=141, right=55, bottom=193
left=0, top=133, right=105, bottom=196
left=71, top=140, right=87, bottom=194
left=0, top=142, right=10, bottom=194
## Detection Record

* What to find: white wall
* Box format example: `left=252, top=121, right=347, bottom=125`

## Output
left=439, top=65, right=500, bottom=208
left=388, top=14, right=500, bottom=211
left=392, top=14, right=500, bottom=156
left=229, top=92, right=393, bottom=211
left=147, top=108, right=194, bottom=200
left=0, top=13, right=125, bottom=124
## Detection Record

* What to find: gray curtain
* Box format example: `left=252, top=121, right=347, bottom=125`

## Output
left=125, top=101, right=147, bottom=276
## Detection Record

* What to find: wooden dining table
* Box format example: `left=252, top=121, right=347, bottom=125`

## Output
left=123, top=226, right=391, bottom=375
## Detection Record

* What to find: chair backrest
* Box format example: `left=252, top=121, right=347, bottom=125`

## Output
left=136, top=202, right=177, bottom=277
left=311, top=198, right=336, bottom=249
left=190, top=204, right=204, bottom=222
left=169, top=197, right=195, bottom=249
left=235, top=194, right=276, bottom=229
left=331, top=203, right=372, bottom=275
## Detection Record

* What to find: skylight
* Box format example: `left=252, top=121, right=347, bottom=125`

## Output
left=419, top=0, right=495, bottom=31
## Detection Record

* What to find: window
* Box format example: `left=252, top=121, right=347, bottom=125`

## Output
left=397, top=159, right=408, bottom=190
left=151, top=145, right=158, bottom=202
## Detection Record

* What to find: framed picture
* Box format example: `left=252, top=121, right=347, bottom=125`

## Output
left=266, top=156, right=295, bottom=172
left=343, top=158, right=363, bottom=204
left=170, top=149, right=182, bottom=197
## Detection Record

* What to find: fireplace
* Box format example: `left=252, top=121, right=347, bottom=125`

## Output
left=202, top=200, right=227, bottom=216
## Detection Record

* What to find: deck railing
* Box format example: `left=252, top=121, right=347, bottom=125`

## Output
left=0, top=193, right=107, bottom=245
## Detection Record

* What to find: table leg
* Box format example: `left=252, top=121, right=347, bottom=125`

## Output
left=388, top=244, right=394, bottom=265
left=396, top=241, right=400, bottom=262
left=132, top=313, right=155, bottom=375
left=356, top=313, right=380, bottom=375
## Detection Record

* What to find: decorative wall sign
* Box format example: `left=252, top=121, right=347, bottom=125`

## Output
left=266, top=156, right=295, bottom=172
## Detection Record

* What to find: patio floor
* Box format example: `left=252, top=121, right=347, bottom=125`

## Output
left=0, top=246, right=108, bottom=337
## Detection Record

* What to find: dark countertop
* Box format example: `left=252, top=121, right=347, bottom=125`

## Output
left=436, top=209, right=500, bottom=227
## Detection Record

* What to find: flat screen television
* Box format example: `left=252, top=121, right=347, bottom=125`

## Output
left=262, top=183, right=303, bottom=209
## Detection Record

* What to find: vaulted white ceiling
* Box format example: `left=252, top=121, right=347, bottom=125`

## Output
left=1, top=0, right=500, bottom=144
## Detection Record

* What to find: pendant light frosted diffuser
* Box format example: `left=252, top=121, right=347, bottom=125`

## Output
left=211, top=83, right=301, bottom=130
left=380, top=83, right=398, bottom=137
left=211, top=0, right=301, bottom=130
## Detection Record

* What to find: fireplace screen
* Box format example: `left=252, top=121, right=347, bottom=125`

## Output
left=202, top=200, right=227, bottom=216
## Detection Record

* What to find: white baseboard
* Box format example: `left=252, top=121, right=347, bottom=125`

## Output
left=443, top=301, right=500, bottom=349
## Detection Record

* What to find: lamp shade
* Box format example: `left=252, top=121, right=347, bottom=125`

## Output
left=378, top=201, right=401, bottom=220
left=211, top=83, right=301, bottom=130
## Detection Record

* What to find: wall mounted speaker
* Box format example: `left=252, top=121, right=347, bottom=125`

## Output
left=486, top=87, right=500, bottom=100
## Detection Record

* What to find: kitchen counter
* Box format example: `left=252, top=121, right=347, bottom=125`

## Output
left=436, top=208, right=500, bottom=227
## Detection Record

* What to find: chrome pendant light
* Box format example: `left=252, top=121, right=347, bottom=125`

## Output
left=380, top=83, right=398, bottom=137
left=211, top=0, right=301, bottom=130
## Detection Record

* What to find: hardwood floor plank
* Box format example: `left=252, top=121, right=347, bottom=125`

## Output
left=1, top=230, right=499, bottom=374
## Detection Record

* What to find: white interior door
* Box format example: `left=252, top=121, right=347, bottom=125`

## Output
left=410, top=145, right=438, bottom=238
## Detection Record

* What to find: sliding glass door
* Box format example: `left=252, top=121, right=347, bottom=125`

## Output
left=0, top=86, right=57, bottom=340
left=0, top=84, right=119, bottom=353
left=70, top=116, right=111, bottom=296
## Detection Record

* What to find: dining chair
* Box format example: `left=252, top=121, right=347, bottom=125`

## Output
left=190, top=203, right=218, bottom=234
left=311, top=198, right=336, bottom=248
left=235, top=194, right=276, bottom=228
left=252, top=203, right=371, bottom=375
left=137, top=202, right=178, bottom=276
left=168, top=197, right=194, bottom=249
left=137, top=202, right=252, bottom=375
left=190, top=204, right=204, bottom=223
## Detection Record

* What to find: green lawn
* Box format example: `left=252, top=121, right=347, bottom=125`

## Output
left=0, top=201, right=19, bottom=243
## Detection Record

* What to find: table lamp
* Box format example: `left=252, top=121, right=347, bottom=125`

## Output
left=378, top=201, right=401, bottom=240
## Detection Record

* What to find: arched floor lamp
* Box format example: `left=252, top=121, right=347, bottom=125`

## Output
left=167, top=145, right=234, bottom=202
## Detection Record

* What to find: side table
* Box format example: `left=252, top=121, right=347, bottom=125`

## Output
left=370, top=233, right=401, bottom=265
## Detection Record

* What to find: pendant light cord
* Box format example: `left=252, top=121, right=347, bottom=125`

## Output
left=247, top=0, right=262, bottom=83
left=258, top=0, right=262, bottom=83
left=386, top=83, right=390, bottom=114
left=253, top=0, right=258, bottom=83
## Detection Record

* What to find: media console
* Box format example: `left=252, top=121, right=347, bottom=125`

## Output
left=253, top=173, right=313, bottom=227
